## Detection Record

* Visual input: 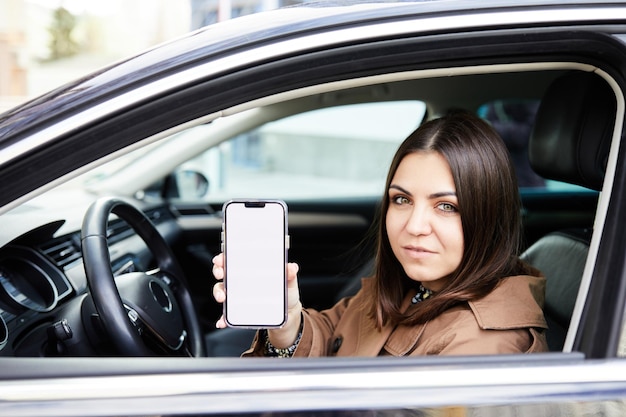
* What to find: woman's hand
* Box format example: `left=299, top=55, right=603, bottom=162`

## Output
left=212, top=253, right=303, bottom=348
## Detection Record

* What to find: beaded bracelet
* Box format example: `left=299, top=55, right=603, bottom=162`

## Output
left=262, top=320, right=303, bottom=358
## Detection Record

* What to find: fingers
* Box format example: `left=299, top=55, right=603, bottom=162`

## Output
left=211, top=255, right=226, bottom=327
left=212, top=281, right=226, bottom=328
left=212, top=253, right=224, bottom=280
left=286, top=262, right=301, bottom=313
left=287, top=262, right=299, bottom=282
left=215, top=315, right=227, bottom=329
left=212, top=281, right=225, bottom=303
left=211, top=253, right=226, bottom=304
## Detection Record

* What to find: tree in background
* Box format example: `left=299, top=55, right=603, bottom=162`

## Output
left=48, top=7, right=79, bottom=60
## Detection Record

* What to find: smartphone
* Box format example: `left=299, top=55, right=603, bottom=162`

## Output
left=222, top=200, right=288, bottom=328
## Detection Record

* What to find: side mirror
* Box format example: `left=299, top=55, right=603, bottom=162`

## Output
left=163, top=170, right=209, bottom=199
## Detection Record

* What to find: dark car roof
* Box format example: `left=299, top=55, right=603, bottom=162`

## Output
left=0, top=0, right=621, bottom=143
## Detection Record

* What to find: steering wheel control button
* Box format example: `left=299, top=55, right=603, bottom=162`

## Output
left=127, top=307, right=140, bottom=325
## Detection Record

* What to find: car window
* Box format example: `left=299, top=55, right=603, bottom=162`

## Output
left=170, top=98, right=590, bottom=204
left=176, top=101, right=426, bottom=201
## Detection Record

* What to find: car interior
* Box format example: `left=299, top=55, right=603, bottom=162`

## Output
left=206, top=69, right=617, bottom=355
left=0, top=63, right=618, bottom=359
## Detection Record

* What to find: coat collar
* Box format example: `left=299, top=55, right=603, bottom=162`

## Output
left=468, top=275, right=547, bottom=330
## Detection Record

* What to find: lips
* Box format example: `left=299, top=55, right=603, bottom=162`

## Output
left=402, top=245, right=436, bottom=259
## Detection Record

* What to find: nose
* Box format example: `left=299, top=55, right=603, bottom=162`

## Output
left=405, top=204, right=432, bottom=236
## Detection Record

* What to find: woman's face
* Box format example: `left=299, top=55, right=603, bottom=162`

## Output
left=385, top=151, right=464, bottom=292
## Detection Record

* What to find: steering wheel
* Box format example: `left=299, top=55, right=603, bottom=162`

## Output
left=81, top=197, right=205, bottom=357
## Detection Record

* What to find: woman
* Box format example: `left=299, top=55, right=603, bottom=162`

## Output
left=212, top=111, right=548, bottom=357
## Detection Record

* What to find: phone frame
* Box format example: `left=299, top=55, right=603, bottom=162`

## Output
left=221, top=199, right=288, bottom=329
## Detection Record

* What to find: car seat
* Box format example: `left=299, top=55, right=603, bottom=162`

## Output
left=521, top=70, right=616, bottom=351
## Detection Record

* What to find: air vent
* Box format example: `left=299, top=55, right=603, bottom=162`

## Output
left=40, top=234, right=82, bottom=268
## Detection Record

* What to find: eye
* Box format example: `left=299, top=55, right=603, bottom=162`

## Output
left=391, top=195, right=411, bottom=205
left=437, top=202, right=458, bottom=213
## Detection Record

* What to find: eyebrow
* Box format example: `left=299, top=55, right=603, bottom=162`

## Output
left=388, top=184, right=457, bottom=199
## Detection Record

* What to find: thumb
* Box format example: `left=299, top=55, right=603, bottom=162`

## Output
left=286, top=262, right=301, bottom=313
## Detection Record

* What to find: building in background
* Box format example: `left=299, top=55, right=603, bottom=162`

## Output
left=190, top=0, right=302, bottom=28
left=0, top=0, right=309, bottom=113
left=0, top=0, right=28, bottom=111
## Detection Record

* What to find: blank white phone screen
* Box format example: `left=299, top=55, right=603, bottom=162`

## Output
left=224, top=201, right=286, bottom=327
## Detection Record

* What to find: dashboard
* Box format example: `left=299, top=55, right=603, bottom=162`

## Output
left=0, top=245, right=74, bottom=352
left=0, top=204, right=175, bottom=357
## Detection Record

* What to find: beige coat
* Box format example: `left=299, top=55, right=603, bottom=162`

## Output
left=245, top=274, right=548, bottom=357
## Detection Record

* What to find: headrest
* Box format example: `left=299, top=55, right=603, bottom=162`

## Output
left=529, top=71, right=616, bottom=191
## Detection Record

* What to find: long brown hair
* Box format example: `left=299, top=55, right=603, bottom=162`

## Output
left=372, top=110, right=536, bottom=328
